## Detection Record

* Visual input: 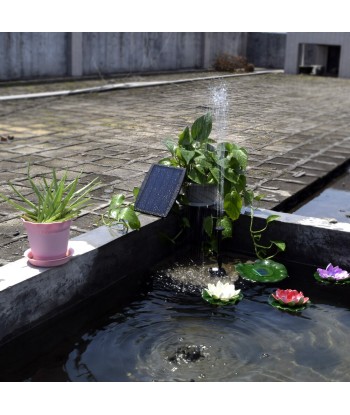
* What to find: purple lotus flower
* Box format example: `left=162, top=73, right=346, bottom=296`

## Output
left=317, top=263, right=350, bottom=281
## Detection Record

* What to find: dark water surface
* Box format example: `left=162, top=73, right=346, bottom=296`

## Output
left=292, top=168, right=350, bottom=222
left=2, top=255, right=349, bottom=382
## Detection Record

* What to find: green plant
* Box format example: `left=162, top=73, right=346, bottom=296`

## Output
left=0, top=166, right=100, bottom=223
left=159, top=113, right=254, bottom=252
left=159, top=113, right=217, bottom=185
left=159, top=113, right=286, bottom=262
left=101, top=187, right=141, bottom=232
left=249, top=206, right=286, bottom=260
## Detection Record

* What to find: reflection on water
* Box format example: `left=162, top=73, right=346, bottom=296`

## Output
left=293, top=188, right=350, bottom=222
left=18, top=258, right=350, bottom=382
left=292, top=169, right=350, bottom=222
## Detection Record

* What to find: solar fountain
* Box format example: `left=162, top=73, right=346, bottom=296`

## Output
left=1, top=86, right=350, bottom=382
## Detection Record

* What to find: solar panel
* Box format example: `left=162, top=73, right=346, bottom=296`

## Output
left=134, top=164, right=186, bottom=217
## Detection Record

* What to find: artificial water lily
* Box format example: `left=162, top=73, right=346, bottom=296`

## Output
left=205, top=280, right=241, bottom=301
left=316, top=263, right=350, bottom=282
left=271, top=289, right=309, bottom=307
left=235, top=259, right=288, bottom=283
left=202, top=280, right=243, bottom=305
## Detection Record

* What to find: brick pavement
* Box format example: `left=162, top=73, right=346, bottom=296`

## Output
left=1, top=71, right=350, bottom=265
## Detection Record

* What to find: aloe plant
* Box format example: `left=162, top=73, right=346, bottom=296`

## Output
left=0, top=166, right=100, bottom=223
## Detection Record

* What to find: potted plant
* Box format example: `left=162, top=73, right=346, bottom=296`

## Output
left=159, top=113, right=219, bottom=207
left=159, top=112, right=254, bottom=252
left=158, top=112, right=287, bottom=269
left=0, top=166, right=100, bottom=266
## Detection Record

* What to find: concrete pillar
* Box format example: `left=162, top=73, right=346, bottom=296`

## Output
left=69, top=32, right=83, bottom=77
left=202, top=32, right=211, bottom=69
left=339, top=41, right=350, bottom=78
left=284, top=34, right=300, bottom=74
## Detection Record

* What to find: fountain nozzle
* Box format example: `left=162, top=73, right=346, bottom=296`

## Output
left=209, top=266, right=227, bottom=277
left=209, top=225, right=226, bottom=277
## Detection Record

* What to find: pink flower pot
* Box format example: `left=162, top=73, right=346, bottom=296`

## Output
left=22, top=219, right=72, bottom=260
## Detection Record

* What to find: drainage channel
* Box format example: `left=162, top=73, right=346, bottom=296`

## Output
left=290, top=166, right=350, bottom=223
left=274, top=158, right=350, bottom=222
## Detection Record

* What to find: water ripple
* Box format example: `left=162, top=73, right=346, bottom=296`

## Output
left=56, top=260, right=350, bottom=381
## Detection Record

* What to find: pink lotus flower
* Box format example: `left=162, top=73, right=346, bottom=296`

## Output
left=272, top=289, right=309, bottom=307
left=317, top=263, right=349, bottom=281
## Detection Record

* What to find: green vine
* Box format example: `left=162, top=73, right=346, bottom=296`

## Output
left=100, top=187, right=141, bottom=233
left=249, top=206, right=286, bottom=260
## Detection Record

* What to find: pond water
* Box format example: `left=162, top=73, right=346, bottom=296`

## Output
left=292, top=168, right=350, bottom=222
left=5, top=255, right=350, bottom=382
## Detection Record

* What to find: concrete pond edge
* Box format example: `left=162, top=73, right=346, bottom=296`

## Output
left=0, top=207, right=349, bottom=346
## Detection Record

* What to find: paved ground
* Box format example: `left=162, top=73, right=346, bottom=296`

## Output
left=1, top=70, right=350, bottom=265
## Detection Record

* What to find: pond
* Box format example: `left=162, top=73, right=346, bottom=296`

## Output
left=3, top=254, right=350, bottom=382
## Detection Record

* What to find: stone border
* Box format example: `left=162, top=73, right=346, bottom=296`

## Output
left=0, top=70, right=283, bottom=101
left=0, top=213, right=180, bottom=346
left=1, top=206, right=350, bottom=346
left=228, top=207, right=350, bottom=269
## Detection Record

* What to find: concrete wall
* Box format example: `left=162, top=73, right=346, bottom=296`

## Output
left=14, top=33, right=350, bottom=81
left=285, top=32, right=350, bottom=78
left=247, top=32, right=286, bottom=69
left=82, top=32, right=205, bottom=75
left=204, top=32, right=248, bottom=68
left=0, top=32, right=251, bottom=81
left=0, top=213, right=181, bottom=346
left=0, top=33, right=69, bottom=80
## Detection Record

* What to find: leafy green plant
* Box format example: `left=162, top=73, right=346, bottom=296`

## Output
left=159, top=113, right=217, bottom=185
left=101, top=187, right=141, bottom=232
left=0, top=166, right=100, bottom=223
left=249, top=206, right=286, bottom=260
left=158, top=113, right=287, bottom=262
left=159, top=112, right=254, bottom=252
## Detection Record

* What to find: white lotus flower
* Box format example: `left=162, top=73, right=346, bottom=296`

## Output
left=205, top=280, right=241, bottom=301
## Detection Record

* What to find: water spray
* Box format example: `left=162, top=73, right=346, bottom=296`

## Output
left=209, top=82, right=228, bottom=278
left=209, top=224, right=227, bottom=277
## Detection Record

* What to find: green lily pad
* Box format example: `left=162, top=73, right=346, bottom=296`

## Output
left=268, top=295, right=309, bottom=313
left=201, top=290, right=243, bottom=306
left=235, top=259, right=288, bottom=283
left=313, top=272, right=350, bottom=286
